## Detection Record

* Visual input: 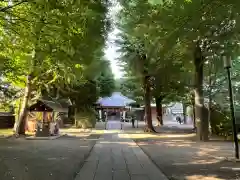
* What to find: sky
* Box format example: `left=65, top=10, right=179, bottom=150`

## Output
left=104, top=2, right=123, bottom=79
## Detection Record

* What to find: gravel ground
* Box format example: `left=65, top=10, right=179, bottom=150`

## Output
left=133, top=126, right=240, bottom=180
left=0, top=134, right=100, bottom=180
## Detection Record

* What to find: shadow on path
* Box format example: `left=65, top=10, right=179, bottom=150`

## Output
left=131, top=126, right=240, bottom=180
left=0, top=133, right=100, bottom=180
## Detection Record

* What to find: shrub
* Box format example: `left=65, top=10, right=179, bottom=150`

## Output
left=188, top=104, right=234, bottom=138
left=75, top=108, right=97, bottom=129
left=209, top=105, right=232, bottom=137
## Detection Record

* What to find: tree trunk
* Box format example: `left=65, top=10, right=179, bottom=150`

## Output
left=182, top=103, right=187, bottom=124
left=17, top=98, right=22, bottom=121
left=191, top=92, right=196, bottom=129
left=208, top=93, right=212, bottom=134
left=144, top=75, right=155, bottom=132
left=13, top=98, right=22, bottom=132
left=208, top=62, right=213, bottom=135
left=56, top=87, right=60, bottom=99
left=194, top=43, right=208, bottom=141
left=191, top=100, right=196, bottom=129
left=15, top=75, right=32, bottom=135
left=137, top=45, right=155, bottom=133
left=155, top=96, right=163, bottom=126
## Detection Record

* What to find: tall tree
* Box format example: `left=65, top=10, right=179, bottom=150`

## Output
left=117, top=0, right=240, bottom=139
left=0, top=0, right=111, bottom=134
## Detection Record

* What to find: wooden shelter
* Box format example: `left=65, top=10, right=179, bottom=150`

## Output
left=96, top=92, right=136, bottom=122
left=28, top=99, right=69, bottom=137
left=29, top=99, right=68, bottom=113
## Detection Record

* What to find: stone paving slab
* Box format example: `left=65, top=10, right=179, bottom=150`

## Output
left=113, top=170, right=130, bottom=180
left=75, top=130, right=168, bottom=180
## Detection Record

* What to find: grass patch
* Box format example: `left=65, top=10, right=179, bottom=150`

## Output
left=0, top=129, right=34, bottom=136
left=91, top=129, right=105, bottom=134
left=0, top=128, right=13, bottom=136
left=127, top=132, right=196, bottom=140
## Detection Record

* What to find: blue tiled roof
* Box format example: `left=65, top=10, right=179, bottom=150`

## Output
left=97, top=92, right=136, bottom=107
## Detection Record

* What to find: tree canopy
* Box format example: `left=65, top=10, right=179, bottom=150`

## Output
left=116, top=0, right=240, bottom=137
left=0, top=0, right=115, bottom=134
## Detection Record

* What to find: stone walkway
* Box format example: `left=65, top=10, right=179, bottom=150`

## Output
left=75, top=131, right=168, bottom=180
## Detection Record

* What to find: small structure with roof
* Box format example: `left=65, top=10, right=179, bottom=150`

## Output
left=97, top=92, right=135, bottom=108
left=96, top=92, right=136, bottom=126
left=29, top=99, right=68, bottom=113
left=27, top=98, right=71, bottom=137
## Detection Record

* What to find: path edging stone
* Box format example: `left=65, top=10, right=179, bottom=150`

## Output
left=130, top=134, right=170, bottom=180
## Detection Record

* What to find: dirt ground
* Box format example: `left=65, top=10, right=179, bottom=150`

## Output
left=0, top=133, right=100, bottom=180
left=129, top=125, right=240, bottom=180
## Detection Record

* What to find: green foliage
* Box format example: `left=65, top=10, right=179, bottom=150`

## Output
left=116, top=0, right=193, bottom=105
left=0, top=0, right=114, bottom=116
left=208, top=105, right=232, bottom=137
left=0, top=79, right=22, bottom=111
left=96, top=60, right=115, bottom=97
left=54, top=61, right=115, bottom=110
left=117, top=0, right=240, bottom=136
left=115, top=77, right=144, bottom=103
left=75, top=108, right=97, bottom=129
left=63, top=80, right=99, bottom=109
